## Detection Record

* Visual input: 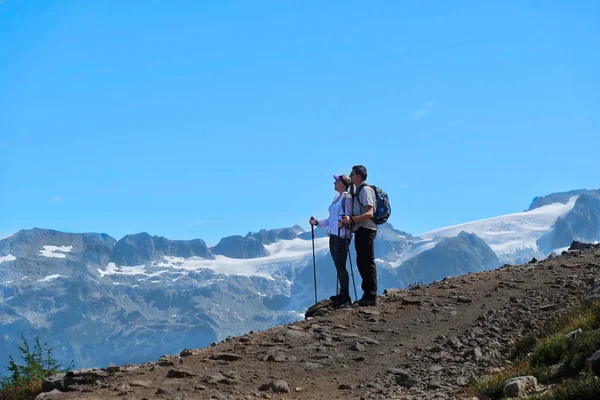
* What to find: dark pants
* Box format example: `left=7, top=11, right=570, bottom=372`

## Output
left=329, top=235, right=351, bottom=293
left=355, top=227, right=377, bottom=299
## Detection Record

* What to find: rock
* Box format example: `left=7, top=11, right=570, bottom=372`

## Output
left=305, top=300, right=333, bottom=318
left=428, top=380, right=443, bottom=389
left=194, top=384, right=207, bottom=390
left=471, top=347, right=483, bottom=361
left=457, top=296, right=472, bottom=304
left=209, top=353, right=243, bottom=361
left=569, top=241, right=593, bottom=251
left=565, top=328, right=583, bottom=340
left=529, top=257, right=538, bottom=264
left=586, top=280, right=600, bottom=305
left=351, top=342, right=366, bottom=352
left=35, top=389, right=64, bottom=399
left=388, top=368, right=411, bottom=379
left=339, top=384, right=353, bottom=390
left=360, top=337, right=380, bottom=345
left=503, top=376, right=537, bottom=398
left=156, top=388, right=171, bottom=395
left=402, top=298, right=422, bottom=306
left=130, top=380, right=151, bottom=388
left=446, top=337, right=463, bottom=349
left=263, top=351, right=287, bottom=362
left=429, top=365, right=444, bottom=372
left=259, top=379, right=290, bottom=393
left=105, top=366, right=121, bottom=373
left=41, top=373, right=67, bottom=393
left=280, top=329, right=311, bottom=339
left=116, top=382, right=130, bottom=391
left=396, top=375, right=420, bottom=388
left=547, top=252, right=558, bottom=260
left=359, top=309, right=381, bottom=317
left=540, top=304, right=558, bottom=311
left=456, top=377, right=468, bottom=386
left=586, top=349, right=600, bottom=375
left=430, top=345, right=444, bottom=352
left=167, top=369, right=196, bottom=378
left=205, top=373, right=228, bottom=385
left=180, top=349, right=195, bottom=357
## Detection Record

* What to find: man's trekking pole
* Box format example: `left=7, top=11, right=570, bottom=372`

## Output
left=311, top=224, right=317, bottom=304
left=345, top=222, right=358, bottom=302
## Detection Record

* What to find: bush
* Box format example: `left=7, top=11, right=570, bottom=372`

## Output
left=0, top=334, right=73, bottom=400
left=470, top=362, right=531, bottom=399
left=472, top=300, right=600, bottom=399
left=530, top=335, right=569, bottom=369
left=536, top=372, right=600, bottom=400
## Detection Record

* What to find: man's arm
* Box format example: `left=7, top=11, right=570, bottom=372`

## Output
left=351, top=205, right=373, bottom=223
left=342, top=188, right=374, bottom=224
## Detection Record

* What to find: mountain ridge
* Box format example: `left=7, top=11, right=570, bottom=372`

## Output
left=2, top=188, right=600, bottom=378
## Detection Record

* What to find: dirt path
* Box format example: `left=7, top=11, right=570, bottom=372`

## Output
left=42, top=247, right=600, bottom=400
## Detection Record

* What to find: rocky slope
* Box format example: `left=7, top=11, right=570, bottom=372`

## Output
left=33, top=243, right=600, bottom=400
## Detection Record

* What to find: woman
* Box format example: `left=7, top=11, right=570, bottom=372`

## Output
left=309, top=174, right=353, bottom=307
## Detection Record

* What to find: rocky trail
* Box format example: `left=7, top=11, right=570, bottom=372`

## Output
left=38, top=244, right=600, bottom=400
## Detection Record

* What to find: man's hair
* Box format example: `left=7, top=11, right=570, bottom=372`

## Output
left=351, top=165, right=368, bottom=181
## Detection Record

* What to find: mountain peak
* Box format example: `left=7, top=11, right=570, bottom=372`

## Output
left=528, top=188, right=600, bottom=211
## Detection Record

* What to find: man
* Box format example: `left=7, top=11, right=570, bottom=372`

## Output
left=341, top=165, right=378, bottom=306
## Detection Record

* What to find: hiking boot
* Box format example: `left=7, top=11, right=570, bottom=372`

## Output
left=331, top=292, right=351, bottom=308
left=355, top=296, right=377, bottom=307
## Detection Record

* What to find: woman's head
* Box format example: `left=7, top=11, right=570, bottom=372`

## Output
left=333, top=174, right=351, bottom=192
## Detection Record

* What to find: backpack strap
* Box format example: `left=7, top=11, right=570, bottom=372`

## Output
left=354, top=184, right=367, bottom=211
left=355, top=185, right=375, bottom=213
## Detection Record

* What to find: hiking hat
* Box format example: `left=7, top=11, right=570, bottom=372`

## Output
left=333, top=174, right=351, bottom=188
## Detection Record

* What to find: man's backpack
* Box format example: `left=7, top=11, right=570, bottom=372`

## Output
left=355, top=184, right=391, bottom=225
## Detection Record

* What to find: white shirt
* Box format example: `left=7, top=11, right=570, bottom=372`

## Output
left=318, top=192, right=353, bottom=238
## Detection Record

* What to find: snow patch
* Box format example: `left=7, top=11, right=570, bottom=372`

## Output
left=418, top=196, right=578, bottom=258
left=40, top=246, right=73, bottom=258
left=98, top=263, right=146, bottom=278
left=38, top=274, right=63, bottom=282
left=154, top=238, right=330, bottom=278
left=0, top=254, right=16, bottom=263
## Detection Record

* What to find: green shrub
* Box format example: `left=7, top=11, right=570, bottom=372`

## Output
left=562, top=330, right=600, bottom=375
left=470, top=362, right=531, bottom=399
left=0, top=334, right=73, bottom=400
left=530, top=335, right=569, bottom=368
left=535, top=372, right=600, bottom=400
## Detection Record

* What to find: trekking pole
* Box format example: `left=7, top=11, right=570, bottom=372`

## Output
left=345, top=223, right=358, bottom=302
left=336, top=225, right=341, bottom=296
left=311, top=225, right=318, bottom=304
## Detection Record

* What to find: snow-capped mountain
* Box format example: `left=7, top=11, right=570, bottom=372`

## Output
left=1, top=188, right=599, bottom=375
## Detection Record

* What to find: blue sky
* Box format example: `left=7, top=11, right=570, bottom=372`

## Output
left=1, top=0, right=599, bottom=245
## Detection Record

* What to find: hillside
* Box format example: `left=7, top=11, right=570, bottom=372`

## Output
left=27, top=243, right=600, bottom=400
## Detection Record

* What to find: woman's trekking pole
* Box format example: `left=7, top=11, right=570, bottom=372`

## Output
left=336, top=225, right=341, bottom=296
left=311, top=225, right=317, bottom=304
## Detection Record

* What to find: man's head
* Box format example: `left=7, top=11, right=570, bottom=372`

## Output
left=350, top=165, right=367, bottom=186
